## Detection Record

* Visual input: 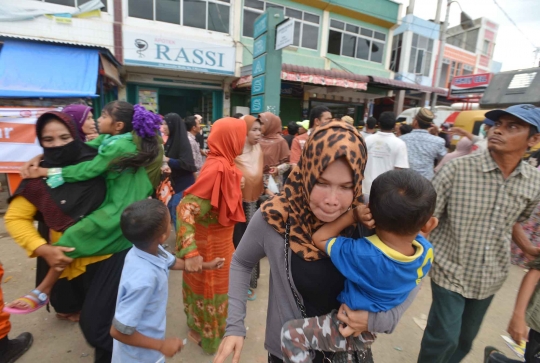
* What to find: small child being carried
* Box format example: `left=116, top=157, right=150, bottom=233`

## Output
left=281, top=169, right=438, bottom=363
left=110, top=199, right=224, bottom=363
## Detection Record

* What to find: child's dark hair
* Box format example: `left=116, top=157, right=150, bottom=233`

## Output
left=102, top=101, right=160, bottom=171
left=120, top=199, right=169, bottom=250
left=369, top=169, right=436, bottom=235
left=399, top=124, right=413, bottom=135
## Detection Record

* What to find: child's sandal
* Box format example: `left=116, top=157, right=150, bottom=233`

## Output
left=3, top=289, right=49, bottom=315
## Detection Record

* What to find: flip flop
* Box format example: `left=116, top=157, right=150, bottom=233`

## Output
left=3, top=289, right=49, bottom=315
left=187, top=330, right=202, bottom=348
left=247, top=289, right=257, bottom=301
left=56, top=312, right=80, bottom=322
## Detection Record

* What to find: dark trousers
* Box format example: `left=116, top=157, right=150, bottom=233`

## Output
left=488, top=329, right=540, bottom=363
left=37, top=248, right=129, bottom=363
left=418, top=280, right=494, bottom=363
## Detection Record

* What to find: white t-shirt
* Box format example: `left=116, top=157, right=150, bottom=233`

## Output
left=362, top=132, right=409, bottom=195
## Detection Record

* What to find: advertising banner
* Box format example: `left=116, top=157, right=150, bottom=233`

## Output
left=0, top=107, right=54, bottom=173
left=450, top=73, right=492, bottom=99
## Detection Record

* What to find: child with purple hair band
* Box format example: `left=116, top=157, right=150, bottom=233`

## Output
left=5, top=101, right=165, bottom=315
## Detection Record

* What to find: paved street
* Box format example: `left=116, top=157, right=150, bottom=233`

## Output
left=0, top=219, right=525, bottom=363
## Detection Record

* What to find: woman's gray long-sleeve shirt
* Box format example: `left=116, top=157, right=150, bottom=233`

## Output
left=224, top=210, right=421, bottom=359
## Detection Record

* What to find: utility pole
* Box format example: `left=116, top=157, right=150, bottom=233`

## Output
left=431, top=0, right=449, bottom=111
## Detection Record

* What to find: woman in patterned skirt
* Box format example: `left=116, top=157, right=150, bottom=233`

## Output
left=176, top=117, right=246, bottom=354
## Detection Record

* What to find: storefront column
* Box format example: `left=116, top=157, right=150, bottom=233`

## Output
left=393, top=90, right=405, bottom=116
left=421, top=92, right=431, bottom=108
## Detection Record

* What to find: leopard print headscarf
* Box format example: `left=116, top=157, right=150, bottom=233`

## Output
left=261, top=121, right=367, bottom=261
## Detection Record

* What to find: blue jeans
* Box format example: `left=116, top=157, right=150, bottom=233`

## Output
left=167, top=192, right=183, bottom=230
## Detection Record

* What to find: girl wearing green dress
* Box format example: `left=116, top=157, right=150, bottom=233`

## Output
left=7, top=101, right=163, bottom=314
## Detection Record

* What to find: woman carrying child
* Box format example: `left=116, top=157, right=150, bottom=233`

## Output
left=214, top=121, right=422, bottom=363
left=176, top=117, right=247, bottom=354
left=6, top=101, right=162, bottom=362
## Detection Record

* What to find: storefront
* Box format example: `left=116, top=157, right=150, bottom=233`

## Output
left=122, top=30, right=235, bottom=121
left=0, top=37, right=121, bottom=193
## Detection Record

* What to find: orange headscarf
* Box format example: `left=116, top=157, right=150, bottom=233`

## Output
left=184, top=117, right=247, bottom=226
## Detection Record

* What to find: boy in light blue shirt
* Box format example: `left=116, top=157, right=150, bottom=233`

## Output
left=110, top=199, right=224, bottom=363
left=281, top=169, right=438, bottom=363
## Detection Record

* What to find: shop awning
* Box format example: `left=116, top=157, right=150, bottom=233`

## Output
left=369, top=76, right=447, bottom=95
left=234, top=63, right=369, bottom=90
left=0, top=40, right=99, bottom=97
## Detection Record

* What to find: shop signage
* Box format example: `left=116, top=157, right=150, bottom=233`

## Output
left=252, top=55, right=266, bottom=77
left=252, top=76, right=265, bottom=95
left=251, top=95, right=265, bottom=113
left=250, top=8, right=284, bottom=115
left=253, top=34, right=267, bottom=58
left=124, top=30, right=235, bottom=76
left=0, top=108, right=55, bottom=173
left=254, top=13, right=268, bottom=39
left=275, top=19, right=294, bottom=50
left=449, top=73, right=492, bottom=99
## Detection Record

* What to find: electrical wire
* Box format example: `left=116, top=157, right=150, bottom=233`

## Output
left=491, top=0, right=537, bottom=48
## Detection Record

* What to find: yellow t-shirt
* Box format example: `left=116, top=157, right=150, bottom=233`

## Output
left=5, top=196, right=111, bottom=280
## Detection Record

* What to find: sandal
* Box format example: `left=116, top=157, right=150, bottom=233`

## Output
left=3, top=289, right=49, bottom=315
left=247, top=289, right=257, bottom=301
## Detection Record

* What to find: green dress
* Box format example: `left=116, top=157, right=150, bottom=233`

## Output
left=52, top=133, right=155, bottom=258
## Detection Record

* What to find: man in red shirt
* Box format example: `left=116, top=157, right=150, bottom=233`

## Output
left=290, top=106, right=332, bottom=165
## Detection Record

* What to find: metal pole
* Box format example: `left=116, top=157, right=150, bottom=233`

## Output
left=435, top=0, right=443, bottom=24
left=431, top=0, right=450, bottom=110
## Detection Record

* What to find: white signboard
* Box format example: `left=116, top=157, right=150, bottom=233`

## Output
left=0, top=108, right=55, bottom=173
left=275, top=19, right=294, bottom=50
left=124, top=30, right=236, bottom=75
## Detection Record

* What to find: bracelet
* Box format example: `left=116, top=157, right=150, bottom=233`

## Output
left=46, top=168, right=65, bottom=188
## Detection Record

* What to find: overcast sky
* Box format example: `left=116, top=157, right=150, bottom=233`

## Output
left=394, top=0, right=540, bottom=71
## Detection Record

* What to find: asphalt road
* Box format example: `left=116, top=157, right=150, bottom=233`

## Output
left=0, top=219, right=525, bottom=363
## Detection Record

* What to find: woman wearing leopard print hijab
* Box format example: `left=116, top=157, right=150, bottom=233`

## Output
left=214, top=121, right=422, bottom=363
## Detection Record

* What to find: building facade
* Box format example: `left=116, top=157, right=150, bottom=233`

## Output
left=2, top=0, right=451, bottom=125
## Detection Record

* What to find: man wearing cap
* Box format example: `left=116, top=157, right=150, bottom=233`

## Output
left=400, top=108, right=447, bottom=180
left=418, top=104, right=540, bottom=363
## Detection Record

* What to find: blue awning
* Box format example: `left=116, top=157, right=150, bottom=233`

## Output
left=0, top=40, right=99, bottom=98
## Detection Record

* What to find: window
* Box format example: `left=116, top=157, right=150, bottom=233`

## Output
left=243, top=1, right=320, bottom=50
left=39, top=0, right=108, bottom=11
left=327, top=19, right=386, bottom=64
left=408, top=34, right=433, bottom=77
left=389, top=34, right=402, bottom=72
left=128, top=0, right=231, bottom=34
left=482, top=40, right=490, bottom=56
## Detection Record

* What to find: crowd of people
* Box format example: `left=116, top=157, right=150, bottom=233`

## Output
left=0, top=101, right=540, bottom=363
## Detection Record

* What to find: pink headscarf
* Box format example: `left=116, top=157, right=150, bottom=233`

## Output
left=435, top=137, right=473, bottom=173
left=62, top=104, right=92, bottom=141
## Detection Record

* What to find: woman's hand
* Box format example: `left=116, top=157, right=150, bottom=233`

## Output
left=20, top=154, right=43, bottom=178
left=34, top=244, right=74, bottom=272
left=353, top=205, right=375, bottom=229
left=23, top=167, right=48, bottom=179
left=507, top=314, right=528, bottom=345
left=184, top=255, right=203, bottom=273
left=163, top=156, right=170, bottom=163
left=240, top=177, right=245, bottom=190
left=213, top=336, right=244, bottom=363
left=336, top=304, right=369, bottom=338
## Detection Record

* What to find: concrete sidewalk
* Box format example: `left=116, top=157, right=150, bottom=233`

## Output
left=0, top=220, right=524, bottom=362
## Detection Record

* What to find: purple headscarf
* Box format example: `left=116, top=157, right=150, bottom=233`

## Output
left=62, top=104, right=93, bottom=141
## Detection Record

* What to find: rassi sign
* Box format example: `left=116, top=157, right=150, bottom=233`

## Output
left=449, top=73, right=492, bottom=99
left=124, top=31, right=235, bottom=75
